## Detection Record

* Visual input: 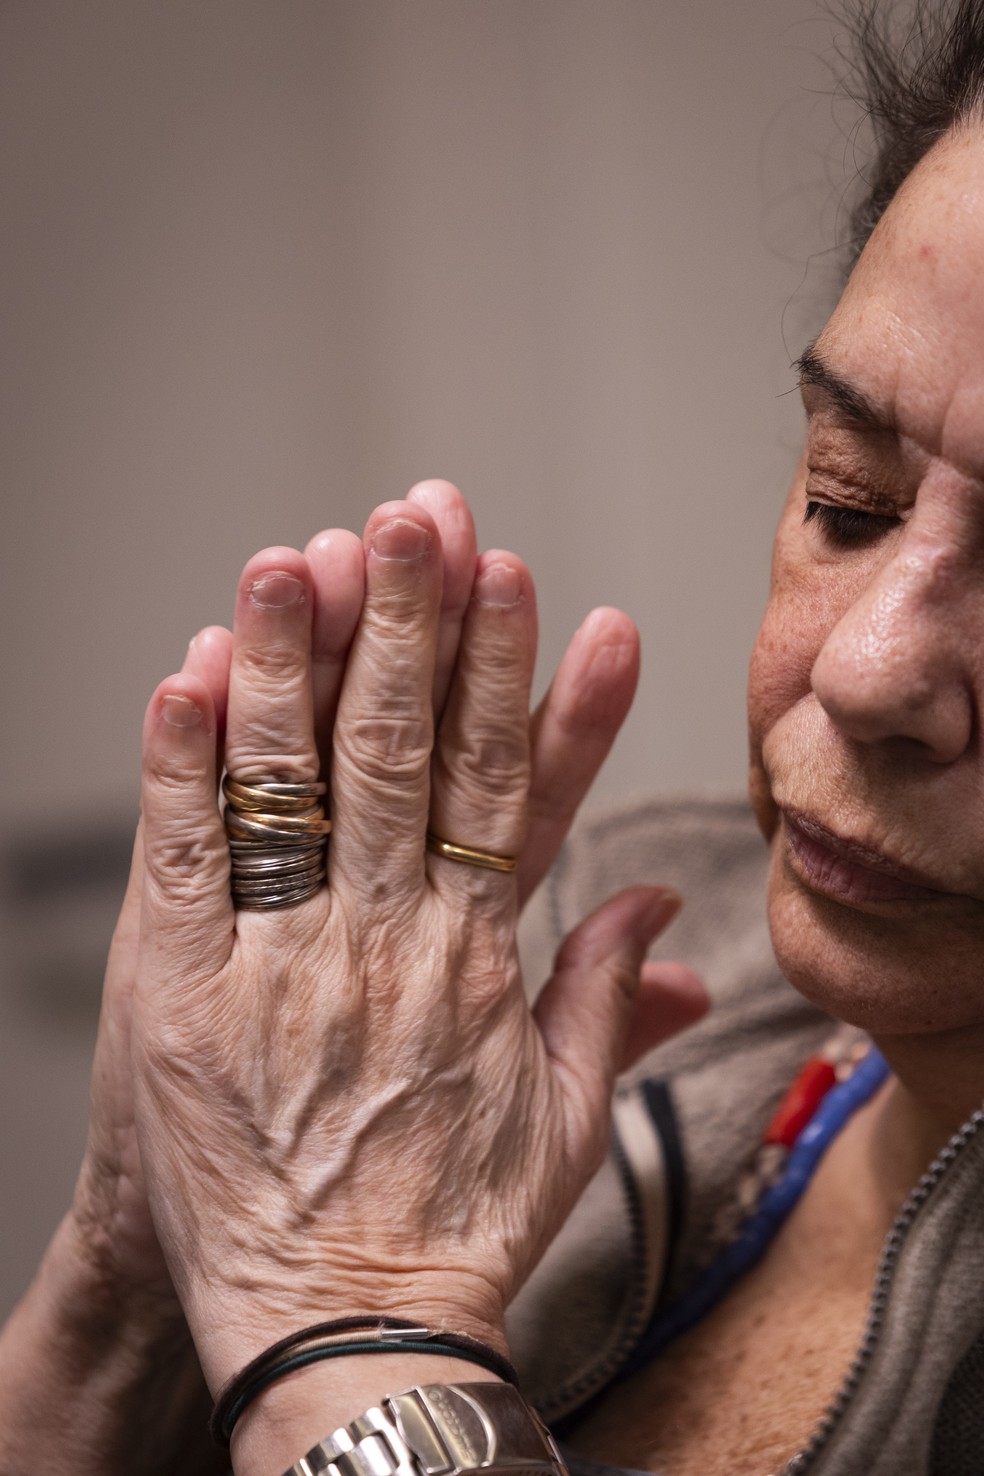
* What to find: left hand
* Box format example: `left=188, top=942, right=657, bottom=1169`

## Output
left=0, top=625, right=235, bottom=1476
left=71, top=628, right=233, bottom=1307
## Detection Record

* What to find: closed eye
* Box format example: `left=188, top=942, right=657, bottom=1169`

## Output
left=804, top=501, right=899, bottom=547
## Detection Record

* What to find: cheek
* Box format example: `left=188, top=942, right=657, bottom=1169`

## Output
left=747, top=521, right=828, bottom=836
left=748, top=598, right=817, bottom=740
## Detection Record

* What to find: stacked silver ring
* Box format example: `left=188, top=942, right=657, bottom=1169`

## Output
left=222, top=775, right=331, bottom=910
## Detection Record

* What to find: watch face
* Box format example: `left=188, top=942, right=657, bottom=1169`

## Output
left=413, top=1386, right=495, bottom=1469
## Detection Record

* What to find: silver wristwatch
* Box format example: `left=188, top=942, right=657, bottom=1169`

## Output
left=281, top=1382, right=567, bottom=1476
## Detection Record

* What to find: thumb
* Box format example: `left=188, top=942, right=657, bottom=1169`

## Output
left=139, top=674, right=233, bottom=980
left=619, top=959, right=709, bottom=1071
left=532, top=886, right=682, bottom=1166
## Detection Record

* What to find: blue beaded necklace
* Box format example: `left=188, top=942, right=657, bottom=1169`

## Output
left=618, top=1045, right=891, bottom=1380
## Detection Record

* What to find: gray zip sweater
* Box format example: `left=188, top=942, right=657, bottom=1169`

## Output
left=507, top=797, right=984, bottom=1475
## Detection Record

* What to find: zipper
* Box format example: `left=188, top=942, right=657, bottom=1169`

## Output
left=541, top=858, right=666, bottom=1424
left=543, top=1118, right=656, bottom=1424
left=782, top=1105, right=984, bottom=1475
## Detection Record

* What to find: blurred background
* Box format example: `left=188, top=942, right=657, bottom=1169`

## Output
left=1, top=0, right=856, bottom=1315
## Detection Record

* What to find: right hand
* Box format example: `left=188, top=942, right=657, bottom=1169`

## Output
left=129, top=482, right=705, bottom=1398
left=74, top=480, right=700, bottom=1310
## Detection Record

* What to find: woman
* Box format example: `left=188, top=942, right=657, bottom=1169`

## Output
left=2, top=3, right=984, bottom=1473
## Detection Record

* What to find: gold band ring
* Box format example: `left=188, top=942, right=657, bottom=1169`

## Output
left=426, top=830, right=517, bottom=874
left=224, top=809, right=332, bottom=839
left=223, top=775, right=327, bottom=811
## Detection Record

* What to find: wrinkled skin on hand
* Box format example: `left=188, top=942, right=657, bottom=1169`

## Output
left=71, top=620, right=232, bottom=1309
left=23, top=633, right=235, bottom=1476
left=104, top=484, right=707, bottom=1398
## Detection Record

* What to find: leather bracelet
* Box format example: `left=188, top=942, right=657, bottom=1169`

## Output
left=210, top=1317, right=519, bottom=1447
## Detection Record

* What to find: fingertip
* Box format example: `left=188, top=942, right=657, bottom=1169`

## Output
left=305, top=529, right=367, bottom=635
left=581, top=605, right=638, bottom=639
left=365, top=502, right=442, bottom=569
left=235, top=547, right=313, bottom=617
left=406, top=481, right=474, bottom=538
left=477, top=548, right=531, bottom=579
left=471, top=550, right=536, bottom=618
left=579, top=606, right=640, bottom=671
left=617, top=884, right=683, bottom=943
left=145, top=673, right=215, bottom=744
left=304, top=526, right=364, bottom=564
left=365, top=507, right=442, bottom=581
left=143, top=676, right=217, bottom=805
left=407, top=477, right=463, bottom=501
left=550, top=608, right=640, bottom=736
left=407, top=483, right=478, bottom=616
left=140, top=675, right=228, bottom=922
left=553, top=885, right=681, bottom=976
left=184, top=625, right=232, bottom=678
left=364, top=499, right=439, bottom=538
left=239, top=544, right=309, bottom=579
left=183, top=627, right=232, bottom=738
left=187, top=624, right=233, bottom=658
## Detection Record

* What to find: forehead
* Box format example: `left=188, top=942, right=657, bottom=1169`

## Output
left=819, top=125, right=984, bottom=467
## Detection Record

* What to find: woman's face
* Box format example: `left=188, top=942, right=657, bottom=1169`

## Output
left=748, top=126, right=984, bottom=1037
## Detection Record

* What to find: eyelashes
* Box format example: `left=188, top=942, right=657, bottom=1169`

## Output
left=803, top=500, right=899, bottom=546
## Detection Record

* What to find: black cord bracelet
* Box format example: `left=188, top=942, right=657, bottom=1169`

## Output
left=210, top=1316, right=519, bottom=1448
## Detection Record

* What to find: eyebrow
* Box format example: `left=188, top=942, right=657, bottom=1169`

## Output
left=794, top=345, right=893, bottom=432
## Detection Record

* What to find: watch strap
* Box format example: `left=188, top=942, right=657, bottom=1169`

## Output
left=283, top=1381, right=566, bottom=1476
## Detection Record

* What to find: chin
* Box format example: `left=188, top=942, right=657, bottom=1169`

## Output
left=766, top=848, right=984, bottom=1038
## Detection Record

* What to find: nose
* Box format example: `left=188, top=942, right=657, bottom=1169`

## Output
left=810, top=545, right=975, bottom=763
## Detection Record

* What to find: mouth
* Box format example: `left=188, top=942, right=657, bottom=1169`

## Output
left=781, top=810, right=950, bottom=905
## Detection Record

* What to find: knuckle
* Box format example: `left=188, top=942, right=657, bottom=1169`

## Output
left=240, top=644, right=309, bottom=689
left=146, top=835, right=225, bottom=905
left=439, top=730, right=529, bottom=800
left=143, top=788, right=224, bottom=904
left=225, top=742, right=317, bottom=783
left=365, top=587, right=434, bottom=628
left=335, top=714, right=432, bottom=787
left=430, top=857, right=518, bottom=919
left=604, top=952, right=639, bottom=1007
left=145, top=752, right=206, bottom=791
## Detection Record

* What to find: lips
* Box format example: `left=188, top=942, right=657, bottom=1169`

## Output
left=781, top=810, right=949, bottom=904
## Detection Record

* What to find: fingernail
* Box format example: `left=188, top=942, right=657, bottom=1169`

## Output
left=371, top=519, right=430, bottom=562
left=162, top=694, right=202, bottom=728
left=249, top=572, right=305, bottom=609
left=474, top=562, right=523, bottom=608
left=643, top=890, right=682, bottom=934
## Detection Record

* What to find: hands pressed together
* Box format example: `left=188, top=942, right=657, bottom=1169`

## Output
left=0, top=482, right=706, bottom=1476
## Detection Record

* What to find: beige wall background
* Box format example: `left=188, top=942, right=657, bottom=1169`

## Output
left=0, top=1, right=851, bottom=1315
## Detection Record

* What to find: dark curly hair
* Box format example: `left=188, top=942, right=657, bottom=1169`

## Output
left=846, top=0, right=984, bottom=260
